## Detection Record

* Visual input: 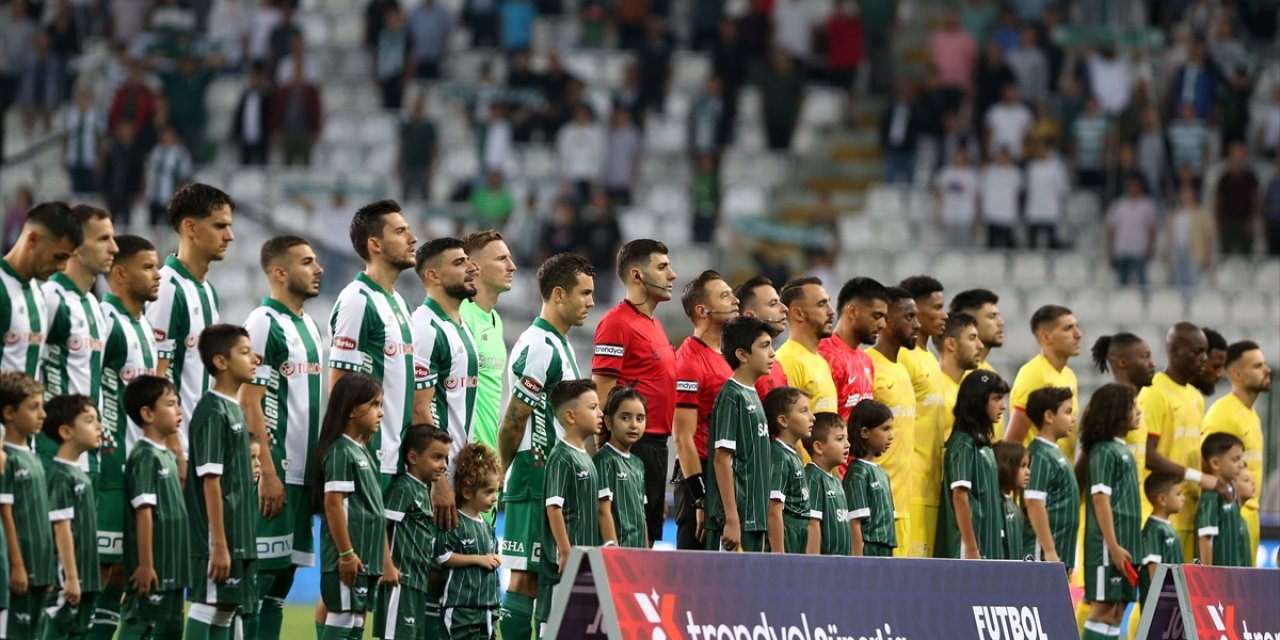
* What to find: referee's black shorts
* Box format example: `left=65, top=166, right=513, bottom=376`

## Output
left=631, top=434, right=669, bottom=543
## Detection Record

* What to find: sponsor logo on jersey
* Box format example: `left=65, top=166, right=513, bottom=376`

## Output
left=158, top=467, right=170, bottom=477
left=973, top=606, right=1049, bottom=640
left=358, top=459, right=370, bottom=468
left=4, top=331, right=42, bottom=345
left=280, top=361, right=323, bottom=377
left=520, top=377, right=544, bottom=395
left=595, top=344, right=624, bottom=358
left=15, top=468, right=31, bottom=478
left=334, top=336, right=357, bottom=350
left=383, top=342, right=413, bottom=357
left=676, top=380, right=698, bottom=393
left=153, top=328, right=167, bottom=341
left=576, top=469, right=590, bottom=479
left=461, top=538, right=476, bottom=546
left=74, top=482, right=87, bottom=495
left=230, top=423, right=244, bottom=433
left=442, top=375, right=479, bottom=391
left=184, top=335, right=198, bottom=349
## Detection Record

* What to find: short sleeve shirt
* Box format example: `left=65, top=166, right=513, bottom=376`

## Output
left=1140, top=516, right=1181, bottom=596
left=185, top=391, right=257, bottom=559
left=704, top=379, right=771, bottom=533
left=1138, top=372, right=1204, bottom=532
left=805, top=463, right=851, bottom=555
left=541, top=440, right=601, bottom=577
left=320, top=435, right=384, bottom=574
left=438, top=511, right=500, bottom=608
left=411, top=297, right=480, bottom=474
left=505, top=318, right=580, bottom=503
left=1085, top=439, right=1142, bottom=563
left=1024, top=437, right=1080, bottom=568
left=1202, top=393, right=1263, bottom=512
left=146, top=255, right=219, bottom=451
left=125, top=438, right=190, bottom=591
left=47, top=458, right=99, bottom=590
left=775, top=340, right=839, bottom=415
left=769, top=439, right=808, bottom=520
left=1007, top=354, right=1079, bottom=459
left=899, top=345, right=948, bottom=508
left=938, top=432, right=1002, bottom=559
left=0, top=443, right=56, bottom=585
left=1196, top=490, right=1250, bottom=567
left=459, top=300, right=506, bottom=452
left=674, top=336, right=732, bottom=461
left=0, top=257, right=49, bottom=378
left=40, top=272, right=106, bottom=403
left=99, top=294, right=158, bottom=490
left=244, top=298, right=323, bottom=484
left=866, top=347, right=916, bottom=518
left=383, top=473, right=434, bottom=591
left=593, top=443, right=647, bottom=548
left=844, top=459, right=897, bottom=548
left=817, top=335, right=875, bottom=421
left=592, top=301, right=677, bottom=436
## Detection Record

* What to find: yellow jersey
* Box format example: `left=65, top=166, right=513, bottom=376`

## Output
left=940, top=372, right=961, bottom=442
left=900, top=345, right=948, bottom=508
left=775, top=339, right=839, bottom=415
left=1137, top=372, right=1205, bottom=533
left=867, top=347, right=916, bottom=520
left=1202, top=393, right=1262, bottom=512
left=1007, top=354, right=1079, bottom=459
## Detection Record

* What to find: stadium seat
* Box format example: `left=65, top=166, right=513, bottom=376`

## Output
left=1106, top=289, right=1147, bottom=324
left=358, top=113, right=399, bottom=146
left=206, top=77, right=245, bottom=115
left=671, top=52, right=710, bottom=90
left=1022, top=285, right=1070, bottom=320
left=229, top=169, right=269, bottom=201
left=723, top=184, right=766, bottom=219
left=1052, top=253, right=1093, bottom=286
left=877, top=218, right=913, bottom=248
left=839, top=216, right=876, bottom=249
left=800, top=88, right=844, bottom=129
left=1212, top=257, right=1254, bottom=292
left=646, top=116, right=686, bottom=154
left=1008, top=252, right=1050, bottom=287
left=1066, top=289, right=1107, bottom=326
left=644, top=183, right=690, bottom=217
left=932, top=252, right=972, bottom=284
left=297, top=13, right=330, bottom=44
left=1192, top=290, right=1230, bottom=327
left=619, top=208, right=657, bottom=240
left=331, top=16, right=362, bottom=48
left=1229, top=294, right=1273, bottom=326
left=887, top=251, right=931, bottom=283
left=1254, top=260, right=1280, bottom=290
left=1147, top=288, right=1188, bottom=323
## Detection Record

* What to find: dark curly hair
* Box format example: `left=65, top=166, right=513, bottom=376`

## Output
left=454, top=443, right=502, bottom=507
left=1074, top=383, right=1138, bottom=495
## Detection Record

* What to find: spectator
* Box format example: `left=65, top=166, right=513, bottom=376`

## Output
left=1164, top=185, right=1216, bottom=301
left=538, top=197, right=578, bottom=262
left=143, top=126, right=193, bottom=227
left=479, top=101, right=513, bottom=173
left=880, top=80, right=922, bottom=184
left=268, top=0, right=302, bottom=69
left=398, top=94, right=438, bottom=202
left=1135, top=107, right=1166, bottom=199
left=689, top=0, right=723, bottom=50
left=578, top=1, right=607, bottom=47
left=989, top=7, right=1020, bottom=51
left=1265, top=155, right=1280, bottom=256
left=1087, top=47, right=1134, bottom=115
left=63, top=87, right=104, bottom=194
left=690, top=154, right=720, bottom=243
left=17, top=32, right=66, bottom=133
left=979, top=146, right=1021, bottom=249
left=540, top=52, right=577, bottom=136
left=499, top=0, right=536, bottom=53
left=408, top=0, right=450, bottom=79
left=150, top=0, right=198, bottom=53
left=612, top=62, right=643, bottom=125
left=208, top=0, right=255, bottom=69
left=1168, top=38, right=1214, bottom=122
left=1214, top=141, right=1260, bottom=255
left=46, top=1, right=82, bottom=92
left=557, top=102, right=606, bottom=200
left=687, top=75, right=724, bottom=161
left=914, top=67, right=948, bottom=143
left=1039, top=7, right=1066, bottom=87
left=984, top=82, right=1033, bottom=161
left=929, top=9, right=978, bottom=111
left=934, top=146, right=980, bottom=247
left=937, top=111, right=981, bottom=172
left=580, top=189, right=622, bottom=301
left=373, top=5, right=412, bottom=110
left=711, top=19, right=746, bottom=146
left=276, top=33, right=319, bottom=84
left=140, top=94, right=174, bottom=154
left=470, top=169, right=515, bottom=229
left=110, top=0, right=150, bottom=45
left=269, top=61, right=323, bottom=166
left=1105, top=174, right=1158, bottom=287
left=615, top=0, right=651, bottom=49
left=861, top=0, right=897, bottom=94
left=759, top=49, right=806, bottom=151
left=101, top=121, right=144, bottom=227
left=3, top=185, right=34, bottom=252
left=248, top=0, right=284, bottom=64
left=973, top=40, right=1015, bottom=130
left=773, top=0, right=821, bottom=67
left=162, top=54, right=214, bottom=158
left=1254, top=87, right=1280, bottom=159
left=960, top=0, right=996, bottom=43
left=736, top=0, right=773, bottom=71
left=1027, top=102, right=1061, bottom=158
left=1024, top=144, right=1069, bottom=249
left=469, top=61, right=499, bottom=125
left=824, top=0, right=863, bottom=95
left=365, top=0, right=400, bottom=50
left=1217, top=65, right=1253, bottom=151
left=230, top=62, right=272, bottom=165
left=603, top=108, right=642, bottom=205
left=462, top=0, right=498, bottom=47
left=753, top=243, right=792, bottom=288
left=508, top=51, right=545, bottom=141
left=1006, top=26, right=1048, bottom=106
left=636, top=18, right=673, bottom=115
left=1167, top=103, right=1211, bottom=186
left=1, top=1, right=37, bottom=121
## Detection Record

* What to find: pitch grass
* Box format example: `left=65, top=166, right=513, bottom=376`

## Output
left=282, top=605, right=376, bottom=639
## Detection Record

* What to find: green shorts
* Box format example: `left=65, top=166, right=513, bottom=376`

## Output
left=703, top=530, right=766, bottom=552
left=43, top=588, right=98, bottom=636
left=6, top=585, right=51, bottom=640
left=96, top=486, right=126, bottom=564
left=766, top=517, right=809, bottom=554
left=255, top=484, right=316, bottom=571
left=533, top=573, right=559, bottom=625
left=187, top=558, right=258, bottom=609
left=320, top=572, right=379, bottom=614
left=443, top=607, right=496, bottom=639
left=1084, top=545, right=1138, bottom=603
left=498, top=500, right=541, bottom=573
left=373, top=584, right=432, bottom=640
left=864, top=542, right=895, bottom=557
left=122, top=588, right=186, bottom=628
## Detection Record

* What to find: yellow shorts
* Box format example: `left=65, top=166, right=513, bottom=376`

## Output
left=907, top=502, right=938, bottom=558
left=1244, top=507, right=1259, bottom=566
left=893, top=518, right=911, bottom=558
left=1177, top=528, right=1196, bottom=565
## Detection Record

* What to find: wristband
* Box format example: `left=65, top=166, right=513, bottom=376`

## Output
left=684, top=473, right=706, bottom=501
left=338, top=548, right=354, bottom=557
left=1184, top=468, right=1203, bottom=484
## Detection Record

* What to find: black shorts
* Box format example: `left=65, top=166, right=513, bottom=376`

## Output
left=672, top=459, right=708, bottom=551
left=632, top=435, right=668, bottom=543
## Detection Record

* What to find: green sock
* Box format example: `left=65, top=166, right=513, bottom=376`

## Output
left=346, top=619, right=365, bottom=640
left=498, top=592, right=534, bottom=640
left=241, top=612, right=259, bottom=640
left=319, top=623, right=349, bottom=640
left=314, top=621, right=325, bottom=640
left=257, top=568, right=294, bottom=640
left=89, top=584, right=125, bottom=640
left=116, top=619, right=148, bottom=640
left=186, top=617, right=213, bottom=640
left=1082, top=621, right=1114, bottom=640
left=209, top=619, right=233, bottom=640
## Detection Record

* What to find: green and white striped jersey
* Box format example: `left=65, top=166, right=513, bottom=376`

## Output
left=805, top=463, right=852, bottom=556
left=320, top=435, right=384, bottom=573
left=1024, top=436, right=1080, bottom=569
left=383, top=473, right=435, bottom=592
left=845, top=459, right=897, bottom=548
left=145, top=255, right=219, bottom=452
left=0, top=442, right=57, bottom=586
left=541, top=440, right=600, bottom=575
left=460, top=300, right=506, bottom=452
left=593, top=443, right=647, bottom=548
left=185, top=391, right=257, bottom=559
left=1140, top=516, right=1181, bottom=596
left=47, top=457, right=100, bottom=591
left=1196, top=489, right=1251, bottom=567
left=1084, top=438, right=1141, bottom=568
left=411, top=298, right=479, bottom=475
left=770, top=439, right=809, bottom=520
left=704, top=379, right=771, bottom=534
left=504, top=318, right=579, bottom=503
left=98, top=294, right=158, bottom=492
left=938, top=432, right=1002, bottom=559
left=245, top=298, right=323, bottom=485
left=328, top=273, right=425, bottom=475
left=0, top=258, right=48, bottom=378
left=125, top=438, right=190, bottom=592
left=41, top=272, right=106, bottom=402
left=437, top=511, right=500, bottom=608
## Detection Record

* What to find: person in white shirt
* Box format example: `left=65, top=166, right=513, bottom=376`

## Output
left=1106, top=174, right=1158, bottom=288
left=773, top=0, right=822, bottom=66
left=207, top=0, right=254, bottom=69
left=556, top=102, right=606, bottom=201
left=1253, top=87, right=1280, bottom=159
left=984, top=83, right=1034, bottom=161
left=64, top=88, right=104, bottom=194
left=979, top=146, right=1021, bottom=249
left=1024, top=145, right=1069, bottom=249
left=935, top=147, right=980, bottom=248
left=481, top=101, right=513, bottom=175
left=1088, top=47, right=1134, bottom=115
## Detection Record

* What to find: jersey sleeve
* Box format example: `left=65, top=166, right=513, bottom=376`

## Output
left=128, top=451, right=159, bottom=509
left=946, top=438, right=977, bottom=491
left=544, top=455, right=569, bottom=508
left=192, top=407, right=228, bottom=477
left=328, top=293, right=371, bottom=372
left=509, top=340, right=559, bottom=409
left=769, top=446, right=787, bottom=503
left=710, top=393, right=741, bottom=452
left=674, top=350, right=701, bottom=409
left=47, top=469, right=75, bottom=523
left=146, top=276, right=187, bottom=361
left=1009, top=365, right=1043, bottom=412
left=436, top=525, right=461, bottom=565
left=592, top=452, right=615, bottom=502
left=805, top=470, right=824, bottom=520
left=845, top=468, right=872, bottom=521
left=1137, top=389, right=1169, bottom=441
left=591, top=316, right=628, bottom=378
left=1141, top=525, right=1163, bottom=566
left=1088, top=446, right=1118, bottom=496
left=383, top=480, right=410, bottom=523
left=1024, top=448, right=1051, bottom=502
left=0, top=457, right=11, bottom=504
left=322, top=446, right=357, bottom=494
left=41, top=285, right=69, bottom=347
left=1196, top=493, right=1220, bottom=537
left=410, top=310, right=441, bottom=389
left=244, top=311, right=280, bottom=386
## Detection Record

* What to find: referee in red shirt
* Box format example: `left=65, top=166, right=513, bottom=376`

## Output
left=736, top=276, right=791, bottom=398
left=592, top=239, right=679, bottom=546
left=672, top=270, right=739, bottom=550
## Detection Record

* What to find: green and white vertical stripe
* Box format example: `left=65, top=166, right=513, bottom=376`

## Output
left=40, top=272, right=107, bottom=403
left=0, top=258, right=48, bottom=379
left=145, top=255, right=219, bottom=452
left=245, top=298, right=323, bottom=484
left=411, top=297, right=480, bottom=476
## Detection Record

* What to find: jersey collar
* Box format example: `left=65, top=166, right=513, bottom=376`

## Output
left=604, top=442, right=631, bottom=458
left=355, top=271, right=392, bottom=295
left=460, top=510, right=485, bottom=523
left=103, top=293, right=135, bottom=318
left=856, top=457, right=879, bottom=468
left=210, top=389, right=238, bottom=404
left=1034, top=436, right=1057, bottom=447
left=3, top=440, right=31, bottom=451
left=561, top=439, right=588, bottom=454
left=422, top=296, right=461, bottom=326
left=262, top=297, right=303, bottom=319
left=806, top=461, right=836, bottom=478
left=164, top=255, right=204, bottom=284
left=775, top=438, right=798, bottom=456
left=53, top=456, right=81, bottom=468
left=1112, top=437, right=1127, bottom=444
left=621, top=299, right=656, bottom=322
left=1148, top=515, right=1170, bottom=525
left=140, top=437, right=167, bottom=449
left=49, top=271, right=87, bottom=295
left=0, top=257, right=27, bottom=283
left=405, top=472, right=430, bottom=488
left=532, top=317, right=566, bottom=340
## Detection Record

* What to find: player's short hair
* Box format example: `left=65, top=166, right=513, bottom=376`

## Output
left=124, top=375, right=176, bottom=426
left=40, top=394, right=95, bottom=444
left=884, top=286, right=913, bottom=307
left=349, top=199, right=402, bottom=261
left=1090, top=332, right=1144, bottom=373
left=114, top=234, right=155, bottom=264
left=198, top=324, right=250, bottom=372
left=537, top=252, right=595, bottom=300
left=681, top=270, right=726, bottom=320
left=1225, top=340, right=1260, bottom=368
left=25, top=201, right=83, bottom=245
left=1143, top=473, right=1182, bottom=504
left=836, top=276, right=888, bottom=314
left=415, top=237, right=465, bottom=274
left=898, top=275, right=944, bottom=301
left=779, top=276, right=823, bottom=308
left=763, top=386, right=807, bottom=437
left=734, top=275, right=775, bottom=310
left=938, top=312, right=977, bottom=348
left=848, top=399, right=893, bottom=458
left=949, top=288, right=999, bottom=316
left=1202, top=328, right=1228, bottom=353
left=463, top=229, right=505, bottom=256
left=803, top=412, right=846, bottom=458
left=1201, top=432, right=1243, bottom=462
left=721, top=316, right=771, bottom=369
left=167, top=183, right=234, bottom=232
left=550, top=379, right=598, bottom=417
left=259, top=235, right=310, bottom=273
left=72, top=204, right=111, bottom=226
left=615, top=238, right=668, bottom=283
left=0, top=372, right=43, bottom=413
left=401, top=423, right=452, bottom=470
left=1030, top=305, right=1073, bottom=335
left=1026, top=387, right=1073, bottom=428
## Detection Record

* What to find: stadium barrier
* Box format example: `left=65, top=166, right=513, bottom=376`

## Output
left=1137, top=564, right=1280, bottom=640
left=545, top=547, right=1079, bottom=640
